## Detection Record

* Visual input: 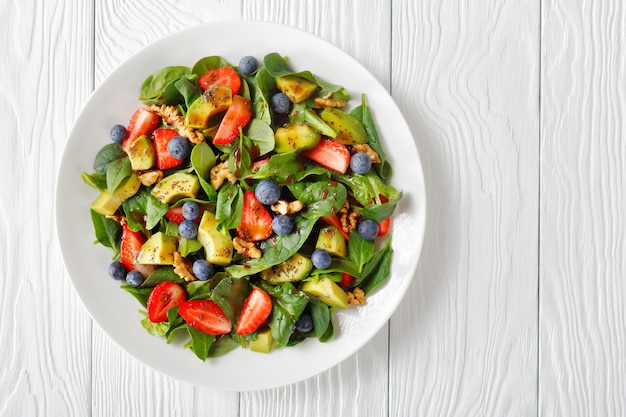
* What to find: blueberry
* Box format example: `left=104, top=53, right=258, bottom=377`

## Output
left=350, top=152, right=372, bottom=174
left=271, top=92, right=291, bottom=114
left=167, top=136, right=191, bottom=160
left=272, top=214, right=294, bottom=235
left=295, top=312, right=314, bottom=333
left=255, top=180, right=281, bottom=205
left=108, top=261, right=126, bottom=280
left=193, top=259, right=214, bottom=281
left=109, top=124, right=127, bottom=143
left=125, top=270, right=144, bottom=287
left=178, top=220, right=198, bottom=239
left=238, top=56, right=258, bottom=76
left=357, top=219, right=379, bottom=241
left=311, top=249, right=332, bottom=269
left=181, top=201, right=200, bottom=220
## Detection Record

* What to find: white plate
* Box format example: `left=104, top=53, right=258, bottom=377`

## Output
left=55, top=20, right=426, bottom=391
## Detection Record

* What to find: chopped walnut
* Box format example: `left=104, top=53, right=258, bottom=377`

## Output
left=270, top=199, right=304, bottom=215
left=173, top=252, right=196, bottom=282
left=233, top=237, right=262, bottom=259
left=137, top=170, right=163, bottom=187
left=149, top=104, right=205, bottom=144
left=347, top=287, right=366, bottom=305
left=314, top=94, right=347, bottom=109
left=339, top=200, right=359, bottom=235
left=352, top=143, right=381, bottom=163
left=210, top=161, right=237, bottom=190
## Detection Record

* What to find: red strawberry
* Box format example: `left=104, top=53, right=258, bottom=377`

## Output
left=235, top=288, right=272, bottom=335
left=212, top=95, right=252, bottom=145
left=147, top=281, right=187, bottom=323
left=378, top=217, right=390, bottom=237
left=120, top=223, right=145, bottom=271
left=300, top=138, right=351, bottom=174
left=320, top=214, right=350, bottom=240
left=152, top=128, right=184, bottom=170
left=179, top=299, right=232, bottom=335
left=339, top=272, right=353, bottom=287
left=237, top=191, right=273, bottom=242
left=164, top=205, right=208, bottom=224
left=198, top=67, right=241, bottom=95
left=122, top=108, right=160, bottom=152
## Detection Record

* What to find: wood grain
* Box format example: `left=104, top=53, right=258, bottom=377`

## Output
left=0, top=1, right=94, bottom=416
left=389, top=1, right=539, bottom=415
left=540, top=1, right=626, bottom=416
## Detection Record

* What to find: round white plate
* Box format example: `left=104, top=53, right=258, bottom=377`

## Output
left=56, top=20, right=426, bottom=391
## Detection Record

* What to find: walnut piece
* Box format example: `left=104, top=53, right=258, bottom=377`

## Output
left=233, top=237, right=262, bottom=259
left=339, top=200, right=359, bottom=235
left=314, top=95, right=347, bottom=109
left=210, top=161, right=237, bottom=190
left=148, top=104, right=205, bottom=144
left=352, top=143, right=381, bottom=163
left=347, top=287, right=366, bottom=305
left=173, top=252, right=196, bottom=282
left=137, top=170, right=163, bottom=187
left=270, top=199, right=304, bottom=215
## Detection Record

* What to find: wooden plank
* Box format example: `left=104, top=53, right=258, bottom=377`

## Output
left=390, top=1, right=539, bottom=415
left=0, top=0, right=94, bottom=416
left=91, top=2, right=241, bottom=416
left=240, top=1, right=392, bottom=416
left=540, top=2, right=626, bottom=415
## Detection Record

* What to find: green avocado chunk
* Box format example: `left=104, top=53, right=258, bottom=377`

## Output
left=260, top=253, right=313, bottom=284
left=274, top=123, right=321, bottom=153
left=302, top=277, right=348, bottom=309
left=276, top=75, right=318, bottom=103
left=91, top=174, right=141, bottom=216
left=151, top=172, right=200, bottom=204
left=315, top=226, right=347, bottom=258
left=136, top=232, right=178, bottom=265
left=320, top=108, right=368, bottom=145
left=196, top=211, right=234, bottom=266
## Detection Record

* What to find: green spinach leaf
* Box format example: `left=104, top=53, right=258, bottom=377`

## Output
left=90, top=209, right=121, bottom=254
left=122, top=188, right=169, bottom=232
left=81, top=172, right=107, bottom=191
left=191, top=142, right=218, bottom=202
left=215, top=182, right=243, bottom=232
left=358, top=235, right=393, bottom=294
left=139, top=66, right=193, bottom=103
left=246, top=118, right=275, bottom=155
left=140, top=266, right=184, bottom=288
left=211, top=277, right=251, bottom=324
left=105, top=157, right=131, bottom=193
left=191, top=56, right=233, bottom=76
left=93, top=143, right=125, bottom=176
left=186, top=325, right=216, bottom=361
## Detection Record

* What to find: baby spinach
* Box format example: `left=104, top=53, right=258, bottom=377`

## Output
left=140, top=311, right=169, bottom=336
left=185, top=325, right=216, bottom=361
left=81, top=172, right=107, bottom=191
left=190, top=142, right=218, bottom=203
left=246, top=118, right=275, bottom=155
left=105, top=157, right=131, bottom=193
left=93, top=143, right=125, bottom=176
left=246, top=67, right=274, bottom=125
left=307, top=296, right=331, bottom=338
left=173, top=77, right=201, bottom=108
left=90, top=209, right=121, bottom=255
left=206, top=336, right=240, bottom=358
left=178, top=237, right=203, bottom=257
left=139, top=66, right=193, bottom=104
left=357, top=235, right=393, bottom=294
left=355, top=191, right=402, bottom=223
left=122, top=188, right=169, bottom=232
left=210, top=277, right=251, bottom=324
left=140, top=267, right=184, bottom=288
left=334, top=172, right=399, bottom=207
left=120, top=285, right=152, bottom=308
left=191, top=55, right=233, bottom=77
left=215, top=183, right=243, bottom=232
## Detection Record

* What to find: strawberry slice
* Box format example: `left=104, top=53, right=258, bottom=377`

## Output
left=120, top=223, right=145, bottom=271
left=212, top=95, right=252, bottom=145
left=237, top=191, right=273, bottom=242
left=320, top=214, right=350, bottom=240
left=339, top=272, right=353, bottom=287
left=236, top=288, right=272, bottom=335
left=147, top=281, right=187, bottom=323
left=378, top=217, right=391, bottom=237
left=122, top=108, right=160, bottom=152
left=198, top=67, right=241, bottom=95
left=164, top=205, right=209, bottom=224
left=152, top=128, right=184, bottom=170
left=300, top=138, right=351, bottom=174
left=179, top=299, right=232, bottom=335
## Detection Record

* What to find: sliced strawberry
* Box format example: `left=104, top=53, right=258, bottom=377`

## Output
left=300, top=138, right=351, bottom=174
left=339, top=272, right=353, bottom=287
left=152, top=128, right=184, bottom=170
left=147, top=281, right=187, bottom=323
left=237, top=191, right=273, bottom=242
left=212, top=95, right=252, bottom=145
left=179, top=299, right=232, bottom=335
left=198, top=67, right=241, bottom=95
left=320, top=214, right=350, bottom=240
left=164, top=205, right=209, bottom=224
left=120, top=223, right=145, bottom=271
left=236, top=288, right=272, bottom=335
left=122, top=108, right=160, bottom=152
left=378, top=217, right=391, bottom=237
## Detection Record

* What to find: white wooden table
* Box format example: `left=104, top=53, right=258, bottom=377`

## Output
left=2, top=1, right=624, bottom=415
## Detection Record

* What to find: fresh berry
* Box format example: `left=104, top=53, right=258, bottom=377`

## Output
left=192, top=259, right=214, bottom=281
left=109, top=124, right=127, bottom=143
left=181, top=201, right=200, bottom=220
left=179, top=299, right=232, bottom=335
left=358, top=219, right=379, bottom=241
left=350, top=152, right=372, bottom=174
left=108, top=261, right=126, bottom=280
left=254, top=179, right=281, bottom=205
left=213, top=95, right=252, bottom=145
left=122, top=108, right=160, bottom=151
left=178, top=220, right=198, bottom=239
left=152, top=128, right=184, bottom=170
left=378, top=217, right=390, bottom=237
left=339, top=272, right=353, bottom=287
left=311, top=249, right=332, bottom=269
left=147, top=281, right=187, bottom=323
left=271, top=92, right=291, bottom=114
left=237, top=191, right=273, bottom=242
left=300, top=138, right=351, bottom=174
left=120, top=223, right=145, bottom=271
left=167, top=136, right=191, bottom=160
left=236, top=288, right=272, bottom=335
left=238, top=56, right=258, bottom=76
left=272, top=214, right=293, bottom=235
left=164, top=206, right=187, bottom=224
left=198, top=67, right=241, bottom=94
left=125, top=270, right=144, bottom=288
left=295, top=311, right=314, bottom=333
left=320, top=214, right=350, bottom=240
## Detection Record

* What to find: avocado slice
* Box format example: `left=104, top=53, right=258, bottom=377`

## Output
left=151, top=172, right=200, bottom=204
left=260, top=253, right=313, bottom=284
left=91, top=174, right=141, bottom=216
left=301, top=277, right=348, bottom=309
left=315, top=226, right=347, bottom=258
left=320, top=108, right=369, bottom=145
left=185, top=86, right=232, bottom=129
left=196, top=211, right=233, bottom=266
left=274, top=123, right=321, bottom=153
left=126, top=135, right=155, bottom=170
left=276, top=75, right=318, bottom=103
left=136, top=232, right=178, bottom=265
left=249, top=328, right=274, bottom=353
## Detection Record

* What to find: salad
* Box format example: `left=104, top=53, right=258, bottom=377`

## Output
left=82, top=52, right=402, bottom=360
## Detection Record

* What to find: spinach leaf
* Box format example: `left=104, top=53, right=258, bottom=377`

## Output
left=141, top=312, right=169, bottom=336
left=191, top=142, right=218, bottom=202
left=245, top=118, right=275, bottom=156
left=186, top=272, right=229, bottom=300
left=140, top=266, right=184, bottom=288
left=358, top=235, right=393, bottom=294
left=334, top=172, right=399, bottom=207
left=165, top=306, right=186, bottom=343
left=307, top=297, right=331, bottom=338
left=207, top=336, right=240, bottom=358
left=215, top=182, right=243, bottom=231
left=250, top=152, right=305, bottom=184
left=247, top=67, right=274, bottom=125
left=347, top=231, right=375, bottom=273
left=120, top=285, right=152, bottom=308
left=191, top=56, right=233, bottom=76
left=90, top=209, right=121, bottom=254
left=355, top=192, right=402, bottom=223
left=178, top=237, right=203, bottom=257
left=105, top=157, right=131, bottom=193
left=139, top=66, right=193, bottom=103
left=268, top=303, right=293, bottom=346
left=186, top=325, right=216, bottom=361
left=93, top=143, right=125, bottom=176
left=174, top=77, right=201, bottom=108
left=228, top=135, right=252, bottom=180
left=304, top=108, right=337, bottom=138
left=319, top=318, right=334, bottom=342
left=261, top=282, right=309, bottom=319
left=122, top=188, right=169, bottom=232
left=211, top=277, right=251, bottom=324
left=81, top=172, right=107, bottom=191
